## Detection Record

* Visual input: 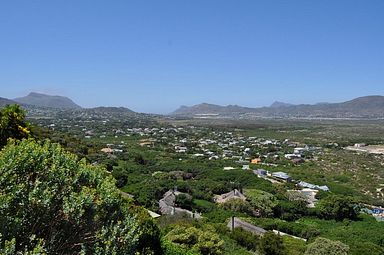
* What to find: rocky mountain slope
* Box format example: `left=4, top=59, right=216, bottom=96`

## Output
left=14, top=92, right=81, bottom=109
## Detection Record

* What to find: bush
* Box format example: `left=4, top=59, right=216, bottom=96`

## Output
left=0, top=104, right=30, bottom=147
left=165, top=225, right=224, bottom=255
left=305, top=237, right=349, bottom=255
left=259, top=231, right=286, bottom=255
left=161, top=239, right=199, bottom=255
left=0, top=139, right=160, bottom=254
left=229, top=228, right=260, bottom=251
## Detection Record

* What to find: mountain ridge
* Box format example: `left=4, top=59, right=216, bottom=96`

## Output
left=171, top=95, right=384, bottom=119
left=14, top=92, right=82, bottom=109
left=3, top=93, right=384, bottom=119
left=1, top=93, right=138, bottom=114
left=0, top=97, right=17, bottom=107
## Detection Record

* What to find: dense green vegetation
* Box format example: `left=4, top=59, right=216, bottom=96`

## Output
left=2, top=104, right=384, bottom=254
left=0, top=139, right=160, bottom=254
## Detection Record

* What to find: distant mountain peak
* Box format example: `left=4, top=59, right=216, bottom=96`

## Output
left=28, top=92, right=45, bottom=96
left=14, top=92, right=81, bottom=109
left=270, top=101, right=294, bottom=108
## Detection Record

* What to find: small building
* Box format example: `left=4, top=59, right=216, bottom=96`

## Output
left=147, top=210, right=161, bottom=219
left=214, top=189, right=247, bottom=204
left=272, top=171, right=292, bottom=182
left=253, top=169, right=267, bottom=177
left=100, top=147, right=113, bottom=154
left=159, top=190, right=201, bottom=219
left=318, top=185, right=330, bottom=191
left=288, top=188, right=318, bottom=208
left=372, top=208, right=384, bottom=214
left=285, top=154, right=301, bottom=160
left=298, top=181, right=330, bottom=191
left=294, top=147, right=307, bottom=154
left=242, top=165, right=250, bottom=170
left=223, top=167, right=236, bottom=171
left=251, top=158, right=261, bottom=164
left=228, top=217, right=267, bottom=236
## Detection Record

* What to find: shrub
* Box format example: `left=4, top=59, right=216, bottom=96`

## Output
left=0, top=139, right=160, bottom=254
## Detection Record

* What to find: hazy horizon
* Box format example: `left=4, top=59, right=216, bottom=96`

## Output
left=1, top=1, right=383, bottom=113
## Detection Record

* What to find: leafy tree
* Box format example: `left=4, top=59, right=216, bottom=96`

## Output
left=305, top=237, right=349, bottom=255
left=134, top=153, right=148, bottom=165
left=175, top=194, right=193, bottom=210
left=0, top=104, right=30, bottom=147
left=259, top=231, right=286, bottom=255
left=274, top=200, right=309, bottom=221
left=316, top=195, right=359, bottom=221
left=245, top=189, right=277, bottom=217
left=0, top=139, right=159, bottom=254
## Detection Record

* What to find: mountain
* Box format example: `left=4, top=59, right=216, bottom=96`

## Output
left=171, top=95, right=384, bottom=119
left=0, top=97, right=17, bottom=107
left=14, top=92, right=81, bottom=109
left=172, top=103, right=255, bottom=115
left=85, top=106, right=135, bottom=114
left=270, top=101, right=294, bottom=108
left=339, top=96, right=384, bottom=110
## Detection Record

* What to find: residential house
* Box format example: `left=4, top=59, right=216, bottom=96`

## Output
left=272, top=171, right=292, bottom=182
left=214, top=189, right=247, bottom=204
left=251, top=158, right=261, bottom=164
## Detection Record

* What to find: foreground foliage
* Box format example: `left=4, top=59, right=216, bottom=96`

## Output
left=0, top=139, right=159, bottom=254
left=0, top=104, right=30, bottom=148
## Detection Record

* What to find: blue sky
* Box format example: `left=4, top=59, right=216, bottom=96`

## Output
left=1, top=1, right=383, bottom=113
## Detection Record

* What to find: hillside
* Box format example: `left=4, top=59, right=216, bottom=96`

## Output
left=89, top=106, right=135, bottom=114
left=14, top=92, right=81, bottom=109
left=0, top=97, right=17, bottom=107
left=172, top=103, right=256, bottom=115
left=171, top=95, right=384, bottom=119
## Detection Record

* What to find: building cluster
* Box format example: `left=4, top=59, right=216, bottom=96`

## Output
left=122, top=126, right=320, bottom=166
